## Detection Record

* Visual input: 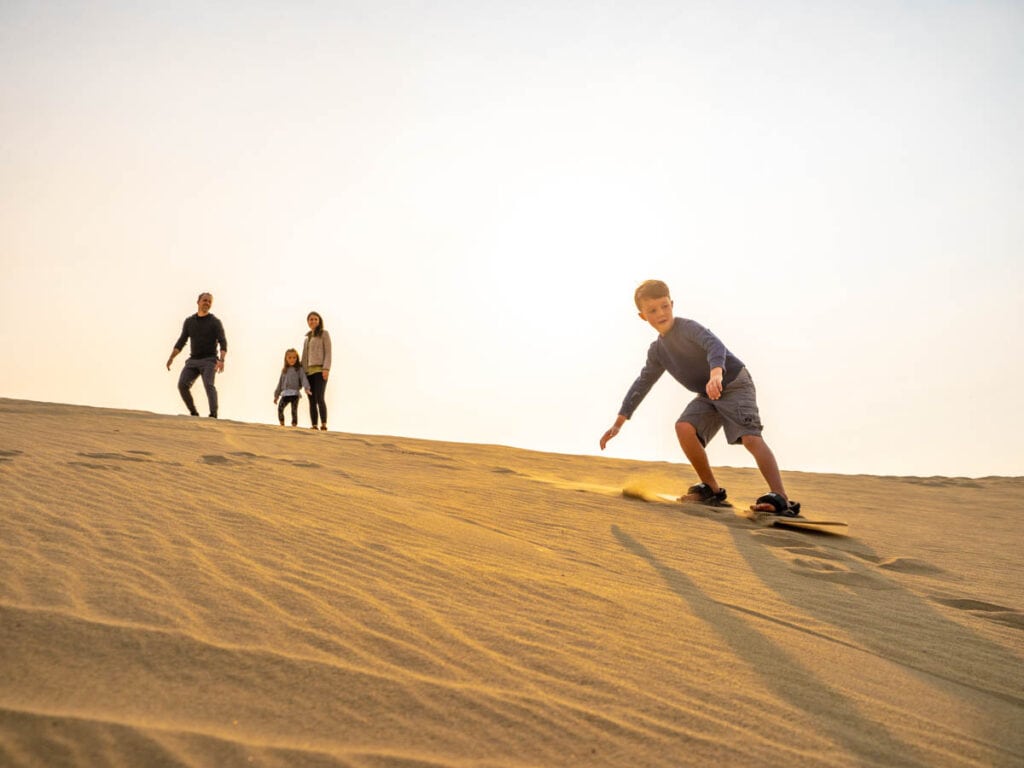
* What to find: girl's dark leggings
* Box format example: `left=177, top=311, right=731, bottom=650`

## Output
left=308, top=372, right=328, bottom=426
left=277, top=395, right=299, bottom=425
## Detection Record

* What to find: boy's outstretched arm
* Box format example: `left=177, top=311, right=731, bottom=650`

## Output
left=600, top=415, right=628, bottom=450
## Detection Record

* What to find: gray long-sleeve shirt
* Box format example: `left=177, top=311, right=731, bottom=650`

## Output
left=619, top=317, right=745, bottom=418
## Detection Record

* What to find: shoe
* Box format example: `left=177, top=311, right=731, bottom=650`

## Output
left=320, top=425, right=328, bottom=431
left=279, top=420, right=285, bottom=426
left=310, top=425, right=319, bottom=430
left=754, top=493, right=801, bottom=517
left=683, top=483, right=729, bottom=506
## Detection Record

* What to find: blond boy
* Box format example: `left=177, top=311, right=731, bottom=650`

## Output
left=600, top=280, right=799, bottom=515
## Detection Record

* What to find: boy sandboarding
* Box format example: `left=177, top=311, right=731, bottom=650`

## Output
left=600, top=279, right=800, bottom=517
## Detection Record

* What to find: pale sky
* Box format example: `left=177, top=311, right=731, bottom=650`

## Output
left=2, top=1, right=1022, bottom=478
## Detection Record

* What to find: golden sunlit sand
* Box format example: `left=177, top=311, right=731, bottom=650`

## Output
left=1, top=398, right=1021, bottom=767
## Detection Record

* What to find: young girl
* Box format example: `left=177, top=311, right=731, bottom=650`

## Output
left=273, top=349, right=311, bottom=426
left=301, top=311, right=332, bottom=431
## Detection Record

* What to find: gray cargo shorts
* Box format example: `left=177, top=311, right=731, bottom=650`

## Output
left=678, top=367, right=763, bottom=446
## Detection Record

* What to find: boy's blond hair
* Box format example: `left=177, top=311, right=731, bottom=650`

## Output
left=634, top=280, right=671, bottom=310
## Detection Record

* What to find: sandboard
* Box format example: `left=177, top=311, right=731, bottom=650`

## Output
left=746, top=506, right=848, bottom=530
left=623, top=487, right=847, bottom=530
left=621, top=487, right=733, bottom=509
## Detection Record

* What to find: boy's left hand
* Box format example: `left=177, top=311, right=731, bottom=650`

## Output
left=706, top=368, right=724, bottom=400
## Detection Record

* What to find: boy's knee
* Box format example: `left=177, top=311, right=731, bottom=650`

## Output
left=676, top=421, right=703, bottom=446
left=741, top=434, right=766, bottom=450
left=675, top=421, right=696, bottom=437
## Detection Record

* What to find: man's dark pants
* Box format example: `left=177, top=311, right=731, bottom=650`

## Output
left=178, top=357, right=218, bottom=417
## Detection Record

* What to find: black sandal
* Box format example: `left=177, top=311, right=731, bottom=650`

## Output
left=755, top=493, right=801, bottom=517
left=684, top=483, right=730, bottom=507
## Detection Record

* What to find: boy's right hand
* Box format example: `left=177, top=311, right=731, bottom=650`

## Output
left=273, top=396, right=278, bottom=404
left=599, top=427, right=618, bottom=450
left=601, top=416, right=628, bottom=450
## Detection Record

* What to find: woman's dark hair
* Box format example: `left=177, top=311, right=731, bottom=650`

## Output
left=307, top=311, right=325, bottom=337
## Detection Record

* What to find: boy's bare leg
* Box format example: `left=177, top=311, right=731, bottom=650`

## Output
left=740, top=434, right=788, bottom=499
left=675, top=421, right=720, bottom=493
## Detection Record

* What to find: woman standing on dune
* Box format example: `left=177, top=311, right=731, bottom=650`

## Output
left=301, top=311, right=332, bottom=431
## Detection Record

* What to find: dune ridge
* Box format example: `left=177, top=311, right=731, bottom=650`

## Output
left=1, top=398, right=1021, bottom=767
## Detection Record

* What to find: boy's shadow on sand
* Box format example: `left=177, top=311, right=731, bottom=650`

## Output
left=722, top=523, right=1023, bottom=705
left=611, top=524, right=1023, bottom=767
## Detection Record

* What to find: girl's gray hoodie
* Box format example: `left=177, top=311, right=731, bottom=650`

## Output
left=275, top=366, right=311, bottom=398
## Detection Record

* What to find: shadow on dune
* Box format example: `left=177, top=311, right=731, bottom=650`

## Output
left=612, top=524, right=965, bottom=768
left=724, top=524, right=1024, bottom=709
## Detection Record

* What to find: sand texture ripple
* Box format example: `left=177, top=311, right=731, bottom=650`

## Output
left=1, top=399, right=1022, bottom=767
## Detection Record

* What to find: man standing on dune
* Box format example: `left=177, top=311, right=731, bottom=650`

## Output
left=166, top=292, right=228, bottom=418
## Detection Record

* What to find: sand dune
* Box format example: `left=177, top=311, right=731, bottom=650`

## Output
left=0, top=398, right=1021, bottom=767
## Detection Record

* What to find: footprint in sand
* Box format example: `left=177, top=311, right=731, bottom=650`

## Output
left=752, top=531, right=889, bottom=588
left=78, top=451, right=150, bottom=462
left=752, top=533, right=846, bottom=560
left=931, top=597, right=1024, bottom=631
left=67, top=461, right=122, bottom=471
left=877, top=557, right=947, bottom=576
left=67, top=451, right=182, bottom=469
left=202, top=451, right=323, bottom=469
left=0, top=449, right=24, bottom=463
left=227, top=451, right=321, bottom=469
left=68, top=451, right=146, bottom=470
left=200, top=454, right=232, bottom=464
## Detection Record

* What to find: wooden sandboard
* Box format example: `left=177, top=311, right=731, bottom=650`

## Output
left=746, top=506, right=848, bottom=530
